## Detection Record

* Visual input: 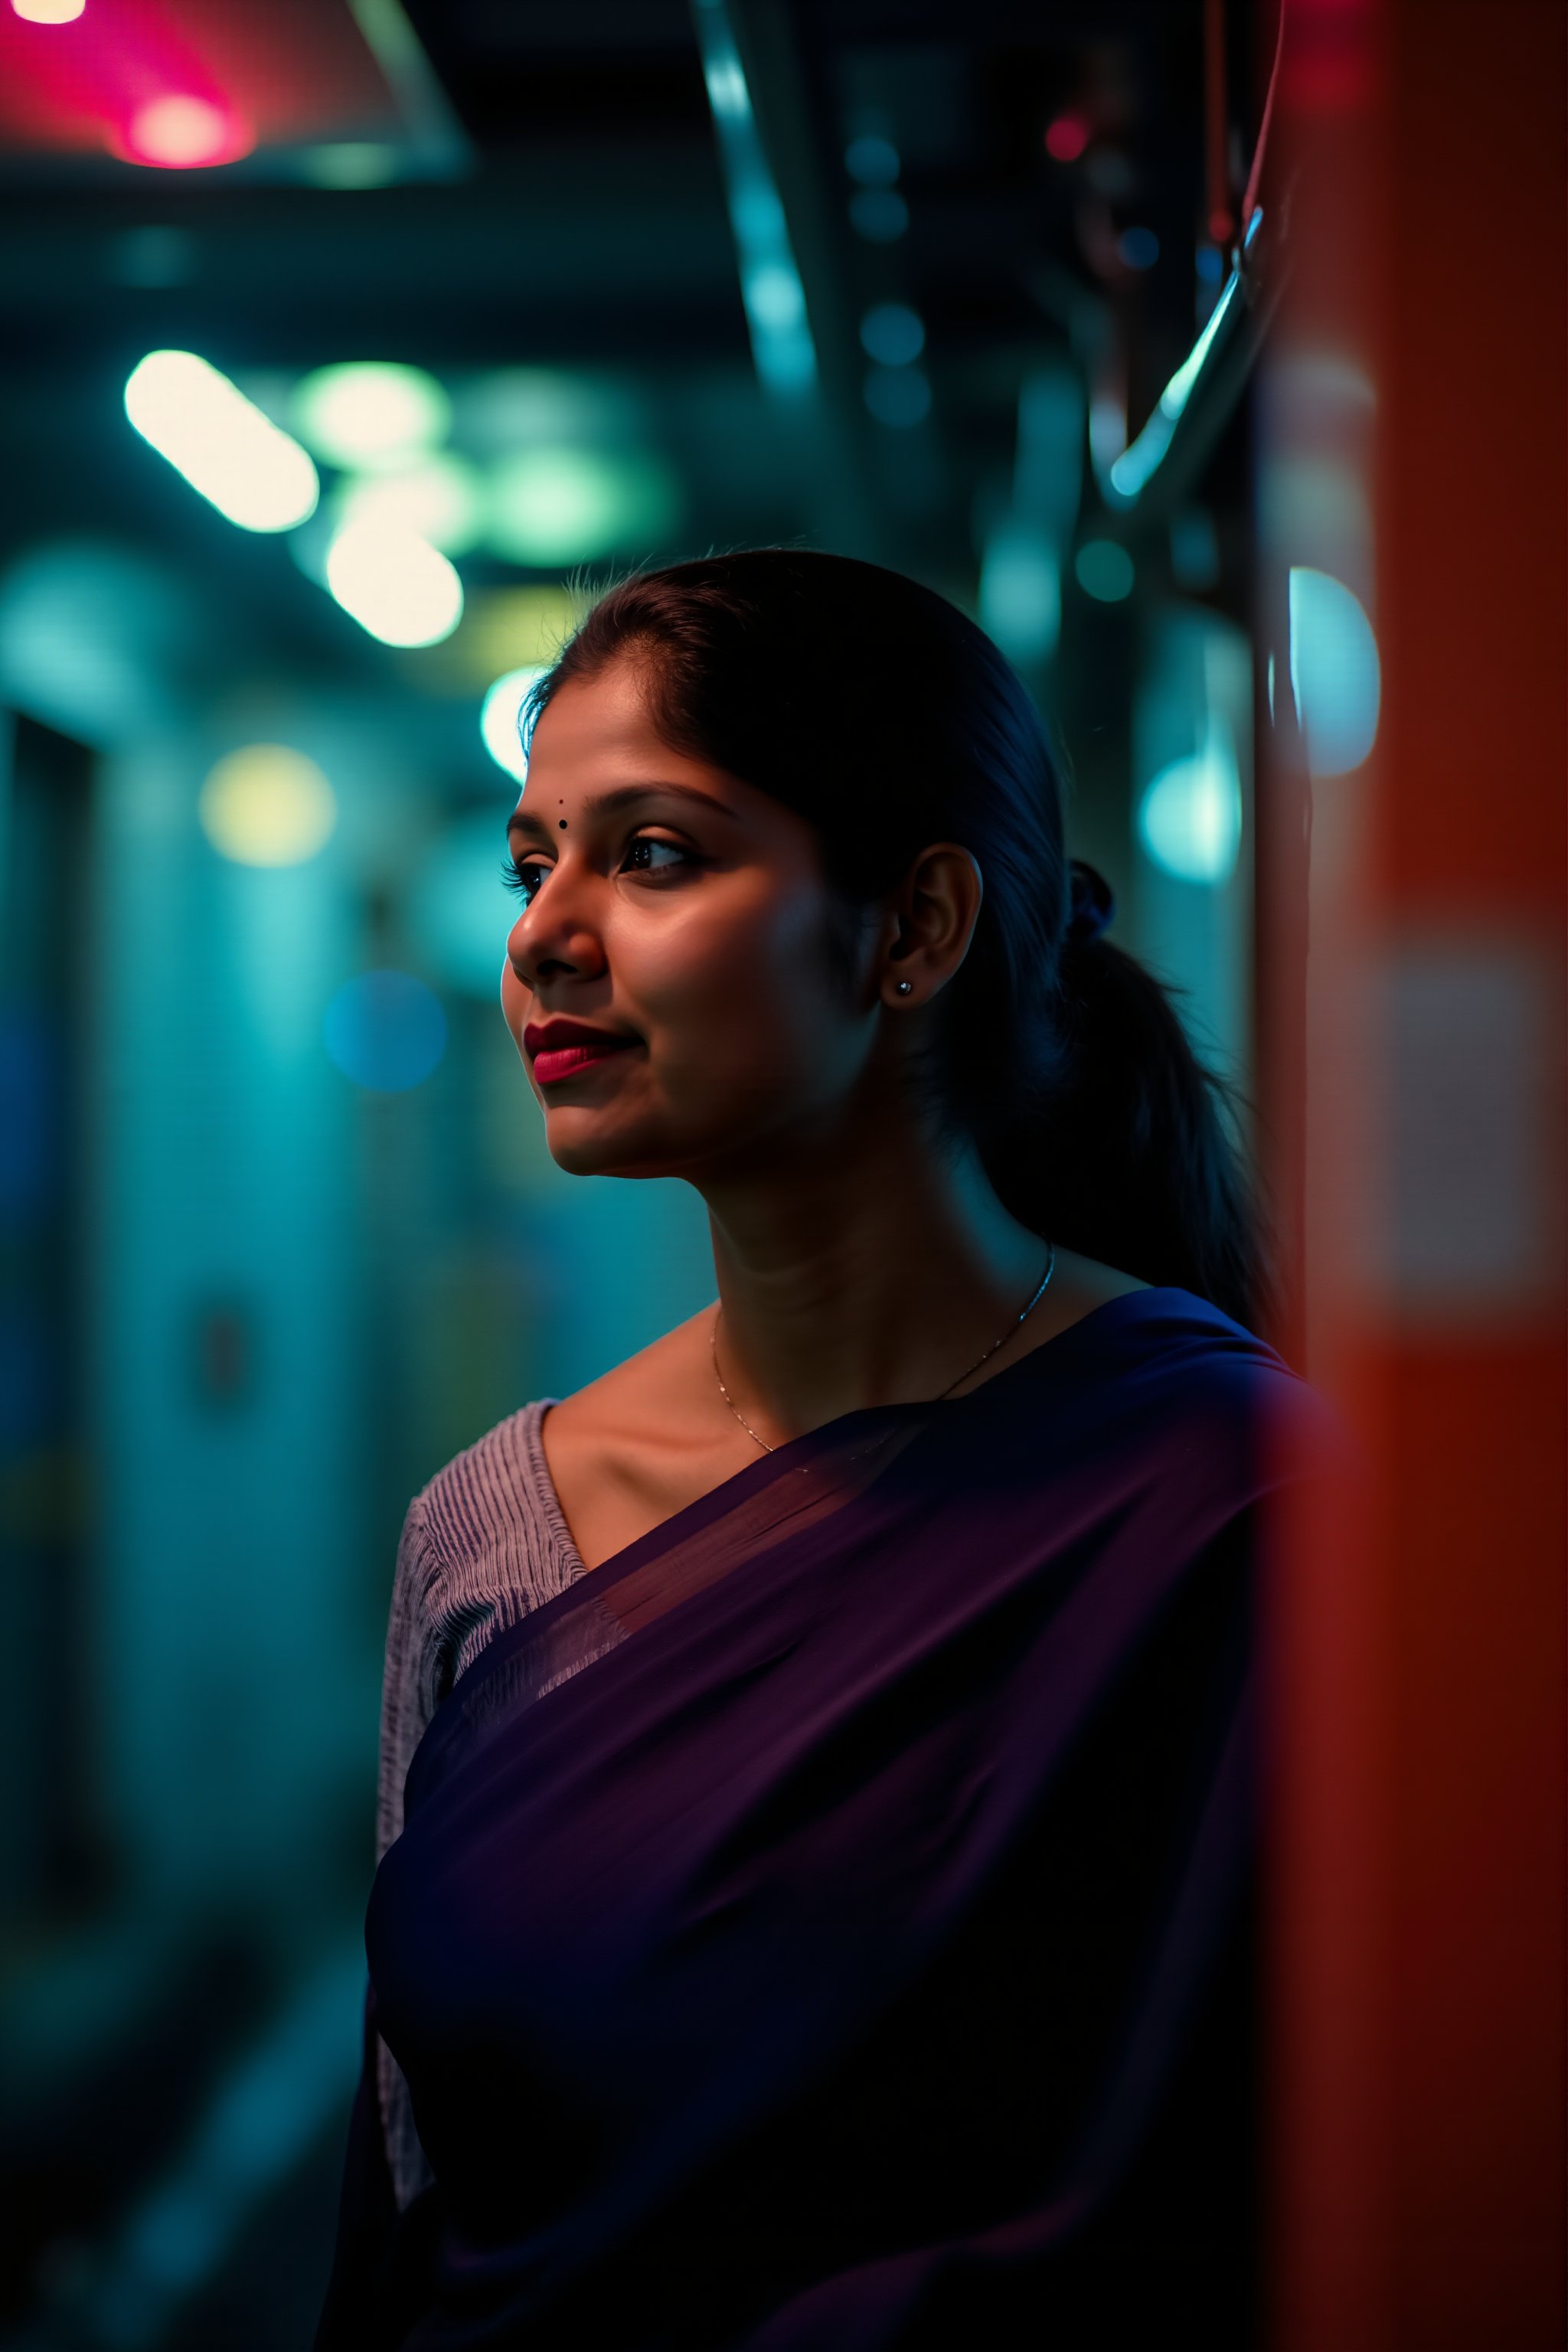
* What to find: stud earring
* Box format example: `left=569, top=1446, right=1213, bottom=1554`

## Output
left=895, top=979, right=913, bottom=995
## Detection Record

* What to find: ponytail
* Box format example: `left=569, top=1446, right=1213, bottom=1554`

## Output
left=986, top=929, right=1263, bottom=1329
left=532, top=550, right=1266, bottom=1331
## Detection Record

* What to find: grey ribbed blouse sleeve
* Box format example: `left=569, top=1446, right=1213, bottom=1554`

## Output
left=371, top=1400, right=583, bottom=2212
left=374, top=1498, right=444, bottom=2210
left=377, top=1494, right=456, bottom=1867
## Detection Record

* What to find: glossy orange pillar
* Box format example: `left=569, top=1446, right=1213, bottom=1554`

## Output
left=1261, top=3, right=1566, bottom=2347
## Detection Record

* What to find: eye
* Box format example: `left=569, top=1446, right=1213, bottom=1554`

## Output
left=500, top=855, right=549, bottom=904
left=620, top=834, right=696, bottom=880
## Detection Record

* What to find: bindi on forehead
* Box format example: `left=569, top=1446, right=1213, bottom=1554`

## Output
left=509, top=779, right=740, bottom=844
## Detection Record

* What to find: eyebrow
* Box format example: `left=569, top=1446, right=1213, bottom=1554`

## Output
left=507, top=782, right=741, bottom=842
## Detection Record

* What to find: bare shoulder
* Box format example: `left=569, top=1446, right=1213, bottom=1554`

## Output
left=540, top=1305, right=755, bottom=1570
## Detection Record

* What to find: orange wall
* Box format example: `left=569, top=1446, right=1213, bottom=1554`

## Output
left=1267, top=3, right=1566, bottom=2347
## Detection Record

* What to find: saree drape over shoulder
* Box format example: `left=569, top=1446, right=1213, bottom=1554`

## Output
left=318, top=1292, right=1327, bottom=2350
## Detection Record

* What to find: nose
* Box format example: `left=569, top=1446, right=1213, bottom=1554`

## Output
left=505, top=864, right=608, bottom=990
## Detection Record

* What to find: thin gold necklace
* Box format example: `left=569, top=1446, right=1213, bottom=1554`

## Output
left=710, top=1241, right=1058, bottom=1455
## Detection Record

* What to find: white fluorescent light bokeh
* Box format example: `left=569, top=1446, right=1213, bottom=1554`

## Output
left=324, top=521, right=463, bottom=647
left=480, top=667, right=545, bottom=782
left=124, top=351, right=319, bottom=532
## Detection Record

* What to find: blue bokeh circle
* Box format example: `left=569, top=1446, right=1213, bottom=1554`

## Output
left=323, top=969, right=447, bottom=1093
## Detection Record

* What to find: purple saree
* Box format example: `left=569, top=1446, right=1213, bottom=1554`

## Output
left=318, top=1291, right=1325, bottom=2350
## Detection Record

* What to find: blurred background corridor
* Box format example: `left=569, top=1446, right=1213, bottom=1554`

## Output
left=0, top=2, right=1561, bottom=2347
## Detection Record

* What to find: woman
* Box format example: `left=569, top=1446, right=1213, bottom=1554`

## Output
left=317, top=550, right=1321, bottom=2349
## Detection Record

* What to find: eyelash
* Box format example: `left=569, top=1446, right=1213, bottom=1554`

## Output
left=499, top=833, right=697, bottom=906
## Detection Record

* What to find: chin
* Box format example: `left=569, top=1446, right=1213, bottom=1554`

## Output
left=532, top=1050, right=808, bottom=1182
left=539, top=1106, right=684, bottom=1181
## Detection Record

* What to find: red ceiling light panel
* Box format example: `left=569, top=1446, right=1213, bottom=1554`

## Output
left=0, top=0, right=407, bottom=170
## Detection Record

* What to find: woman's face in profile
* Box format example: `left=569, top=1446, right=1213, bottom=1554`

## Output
left=500, top=658, right=881, bottom=1181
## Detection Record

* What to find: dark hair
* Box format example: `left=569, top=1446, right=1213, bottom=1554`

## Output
left=529, top=549, right=1263, bottom=1328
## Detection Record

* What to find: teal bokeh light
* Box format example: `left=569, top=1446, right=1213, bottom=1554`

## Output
left=858, top=302, right=925, bottom=367
left=1138, top=725, right=1243, bottom=885
left=486, top=447, right=679, bottom=567
left=1288, top=566, right=1381, bottom=776
left=1074, top=540, right=1135, bottom=603
left=863, top=365, right=931, bottom=428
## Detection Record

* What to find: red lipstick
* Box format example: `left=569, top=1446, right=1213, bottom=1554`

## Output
left=523, top=1018, right=640, bottom=1087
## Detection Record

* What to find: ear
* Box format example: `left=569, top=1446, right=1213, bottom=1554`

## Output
left=879, top=842, right=984, bottom=1009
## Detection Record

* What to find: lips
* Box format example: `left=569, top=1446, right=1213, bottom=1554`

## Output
left=523, top=1020, right=640, bottom=1087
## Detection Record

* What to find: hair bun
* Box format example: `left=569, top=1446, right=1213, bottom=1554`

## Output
left=1066, top=859, right=1115, bottom=946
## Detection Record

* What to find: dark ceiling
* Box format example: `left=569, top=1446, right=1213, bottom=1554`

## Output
left=0, top=0, right=1258, bottom=732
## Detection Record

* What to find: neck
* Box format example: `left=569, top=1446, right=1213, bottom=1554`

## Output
left=697, top=1096, right=1052, bottom=1442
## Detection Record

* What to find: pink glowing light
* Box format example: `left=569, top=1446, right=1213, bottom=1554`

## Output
left=119, top=92, right=250, bottom=168
left=1044, top=113, right=1090, bottom=163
